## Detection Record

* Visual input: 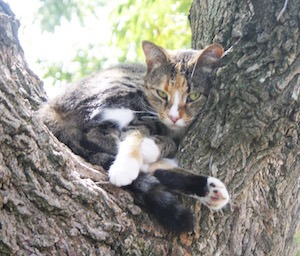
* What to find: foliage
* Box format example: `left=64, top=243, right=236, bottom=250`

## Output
left=34, top=0, right=191, bottom=85
left=37, top=0, right=103, bottom=32
left=38, top=45, right=107, bottom=87
left=110, top=0, right=192, bottom=62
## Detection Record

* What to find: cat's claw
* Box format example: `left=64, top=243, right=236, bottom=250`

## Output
left=108, top=156, right=140, bottom=187
left=200, top=177, right=230, bottom=210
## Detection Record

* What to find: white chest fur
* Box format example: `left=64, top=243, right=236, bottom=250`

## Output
left=90, top=108, right=135, bottom=129
left=101, top=108, right=135, bottom=129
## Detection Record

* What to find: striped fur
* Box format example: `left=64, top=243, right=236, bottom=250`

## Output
left=39, top=41, right=229, bottom=233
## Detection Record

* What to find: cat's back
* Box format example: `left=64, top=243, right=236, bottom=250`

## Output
left=56, top=63, right=146, bottom=110
left=86, top=63, right=146, bottom=93
left=39, top=63, right=148, bottom=134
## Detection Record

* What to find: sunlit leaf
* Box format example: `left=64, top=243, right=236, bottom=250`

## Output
left=36, top=0, right=192, bottom=85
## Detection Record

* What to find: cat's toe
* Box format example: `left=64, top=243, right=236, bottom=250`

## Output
left=141, top=138, right=160, bottom=164
left=200, top=177, right=230, bottom=210
left=108, top=156, right=140, bottom=187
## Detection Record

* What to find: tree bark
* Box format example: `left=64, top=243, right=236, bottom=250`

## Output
left=0, top=2, right=176, bottom=256
left=180, top=0, right=300, bottom=255
left=0, top=1, right=299, bottom=256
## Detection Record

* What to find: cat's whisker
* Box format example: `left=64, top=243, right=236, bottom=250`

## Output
left=146, top=112, right=159, bottom=117
left=191, top=61, right=198, bottom=78
left=40, top=40, right=225, bottom=233
left=133, top=110, right=157, bottom=115
left=136, top=110, right=159, bottom=117
left=141, top=116, right=159, bottom=120
left=141, top=105, right=158, bottom=114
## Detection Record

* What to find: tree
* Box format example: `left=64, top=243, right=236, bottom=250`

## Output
left=28, top=0, right=191, bottom=86
left=0, top=0, right=299, bottom=256
left=183, top=0, right=300, bottom=255
left=109, top=0, right=192, bottom=62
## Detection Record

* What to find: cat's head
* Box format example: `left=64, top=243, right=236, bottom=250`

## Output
left=142, top=41, right=224, bottom=131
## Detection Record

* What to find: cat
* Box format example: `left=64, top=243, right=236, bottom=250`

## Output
left=39, top=41, right=229, bottom=233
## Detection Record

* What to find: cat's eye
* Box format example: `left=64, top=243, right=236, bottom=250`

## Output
left=157, top=90, right=168, bottom=100
left=187, top=92, right=201, bottom=102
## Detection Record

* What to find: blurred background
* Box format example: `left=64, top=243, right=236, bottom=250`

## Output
left=8, top=0, right=191, bottom=97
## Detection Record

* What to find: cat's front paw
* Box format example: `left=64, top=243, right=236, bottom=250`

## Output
left=200, top=177, right=230, bottom=210
left=108, top=156, right=140, bottom=187
left=141, top=138, right=160, bottom=164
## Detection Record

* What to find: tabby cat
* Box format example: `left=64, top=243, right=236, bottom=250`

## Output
left=40, top=41, right=229, bottom=233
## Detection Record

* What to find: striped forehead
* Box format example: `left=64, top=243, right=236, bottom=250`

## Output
left=164, top=61, right=190, bottom=91
left=164, top=73, right=188, bottom=94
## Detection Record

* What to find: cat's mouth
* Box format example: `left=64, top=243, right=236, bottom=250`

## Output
left=163, top=118, right=189, bottom=130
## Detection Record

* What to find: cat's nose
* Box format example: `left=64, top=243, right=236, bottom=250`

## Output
left=168, top=115, right=180, bottom=124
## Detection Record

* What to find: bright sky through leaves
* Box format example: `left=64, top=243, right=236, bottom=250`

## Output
left=7, top=0, right=191, bottom=97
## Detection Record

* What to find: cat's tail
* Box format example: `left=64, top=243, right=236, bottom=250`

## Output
left=126, top=172, right=194, bottom=233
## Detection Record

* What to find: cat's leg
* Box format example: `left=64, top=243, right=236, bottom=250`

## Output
left=153, top=168, right=230, bottom=210
left=108, top=131, right=144, bottom=187
left=109, top=132, right=178, bottom=187
left=141, top=135, right=177, bottom=171
left=128, top=172, right=194, bottom=233
left=146, top=158, right=178, bottom=172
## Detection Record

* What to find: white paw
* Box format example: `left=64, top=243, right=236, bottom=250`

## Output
left=200, top=177, right=230, bottom=210
left=141, top=138, right=160, bottom=164
left=108, top=156, right=140, bottom=187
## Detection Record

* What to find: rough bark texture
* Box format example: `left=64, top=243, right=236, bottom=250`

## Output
left=0, top=2, right=190, bottom=256
left=0, top=0, right=299, bottom=256
left=180, top=0, right=300, bottom=255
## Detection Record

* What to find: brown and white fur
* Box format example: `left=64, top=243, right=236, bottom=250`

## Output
left=39, top=41, right=229, bottom=233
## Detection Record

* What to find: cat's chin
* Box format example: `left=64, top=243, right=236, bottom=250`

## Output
left=165, top=123, right=188, bottom=137
left=168, top=124, right=186, bottom=130
left=162, top=119, right=190, bottom=131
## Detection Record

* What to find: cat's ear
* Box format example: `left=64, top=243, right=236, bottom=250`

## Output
left=188, top=44, right=224, bottom=72
left=142, top=41, right=170, bottom=71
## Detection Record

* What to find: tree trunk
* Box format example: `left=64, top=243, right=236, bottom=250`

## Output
left=0, top=1, right=299, bottom=256
left=180, top=0, right=300, bottom=255
left=0, top=3, right=179, bottom=256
